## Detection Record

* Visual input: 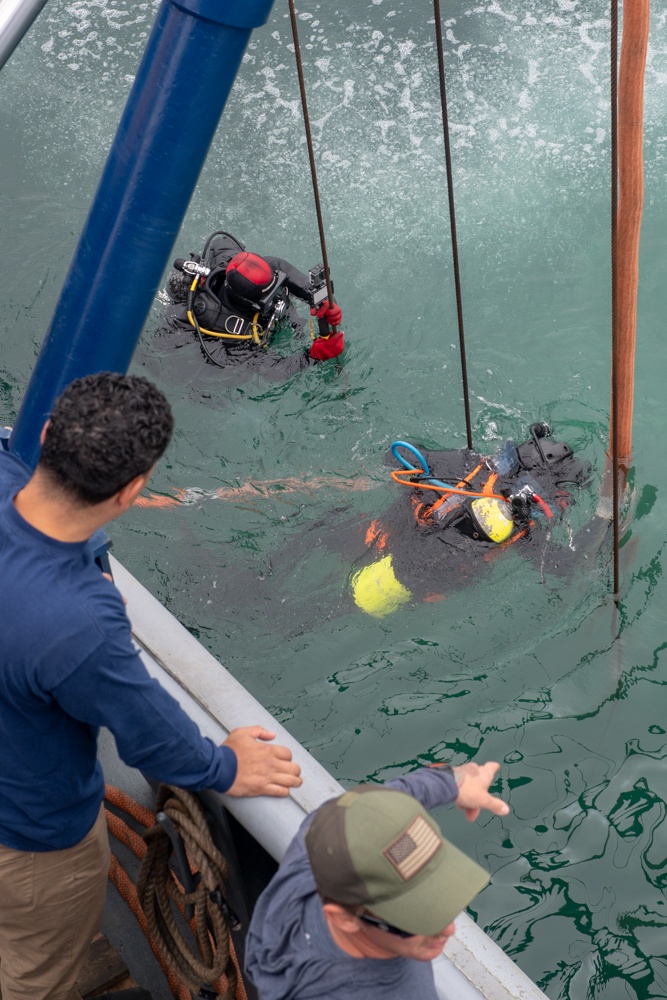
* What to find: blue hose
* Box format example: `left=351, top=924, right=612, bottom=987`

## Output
left=391, top=441, right=430, bottom=473
left=390, top=441, right=454, bottom=491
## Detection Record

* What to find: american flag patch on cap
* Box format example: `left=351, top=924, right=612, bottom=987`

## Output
left=384, top=815, right=441, bottom=880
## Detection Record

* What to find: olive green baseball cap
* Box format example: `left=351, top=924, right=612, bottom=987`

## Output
left=305, top=787, right=490, bottom=936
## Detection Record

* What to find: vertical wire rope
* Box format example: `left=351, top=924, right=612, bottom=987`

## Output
left=287, top=0, right=335, bottom=312
left=610, top=0, right=620, bottom=601
left=434, top=0, right=473, bottom=450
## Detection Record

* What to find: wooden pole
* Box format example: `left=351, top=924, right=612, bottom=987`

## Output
left=602, top=0, right=649, bottom=600
left=610, top=0, right=650, bottom=474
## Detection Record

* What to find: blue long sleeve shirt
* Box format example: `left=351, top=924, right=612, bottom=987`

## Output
left=245, top=767, right=460, bottom=1000
left=0, top=450, right=237, bottom=852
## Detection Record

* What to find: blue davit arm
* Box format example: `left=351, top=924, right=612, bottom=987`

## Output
left=10, top=0, right=276, bottom=469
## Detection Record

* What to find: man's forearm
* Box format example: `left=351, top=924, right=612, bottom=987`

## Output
left=385, top=766, right=459, bottom=811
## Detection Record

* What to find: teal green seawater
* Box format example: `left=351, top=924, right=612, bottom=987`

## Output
left=2, top=1, right=667, bottom=996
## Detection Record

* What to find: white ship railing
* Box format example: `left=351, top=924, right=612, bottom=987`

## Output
left=105, top=555, right=547, bottom=1000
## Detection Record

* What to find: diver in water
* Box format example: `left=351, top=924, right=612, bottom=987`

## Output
left=164, top=229, right=344, bottom=374
left=349, top=422, right=596, bottom=616
left=134, top=422, right=602, bottom=619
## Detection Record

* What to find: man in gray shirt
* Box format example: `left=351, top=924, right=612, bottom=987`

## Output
left=245, top=761, right=509, bottom=999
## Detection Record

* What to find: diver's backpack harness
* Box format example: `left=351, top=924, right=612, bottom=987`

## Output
left=390, top=440, right=554, bottom=546
left=174, top=230, right=290, bottom=368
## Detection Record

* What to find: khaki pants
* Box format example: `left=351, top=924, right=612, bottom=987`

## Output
left=0, top=808, right=110, bottom=1000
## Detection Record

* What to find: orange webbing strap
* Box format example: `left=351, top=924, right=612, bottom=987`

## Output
left=463, top=463, right=484, bottom=485
left=391, top=471, right=505, bottom=502
left=365, top=518, right=389, bottom=550
left=423, top=462, right=484, bottom=522
left=104, top=786, right=247, bottom=1000
left=482, top=472, right=498, bottom=496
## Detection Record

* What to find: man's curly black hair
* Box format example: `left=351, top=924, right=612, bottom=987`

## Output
left=39, top=372, right=174, bottom=506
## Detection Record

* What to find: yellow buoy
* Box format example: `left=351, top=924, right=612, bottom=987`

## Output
left=351, top=555, right=412, bottom=617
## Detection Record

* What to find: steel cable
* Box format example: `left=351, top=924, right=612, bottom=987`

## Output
left=433, top=0, right=473, bottom=450
left=287, top=0, right=336, bottom=314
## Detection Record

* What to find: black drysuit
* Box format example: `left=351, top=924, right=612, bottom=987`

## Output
left=346, top=432, right=599, bottom=615
left=163, top=234, right=329, bottom=377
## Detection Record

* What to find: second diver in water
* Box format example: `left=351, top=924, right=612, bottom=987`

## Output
left=349, top=421, right=595, bottom=616
left=134, top=422, right=602, bottom=619
left=164, top=229, right=344, bottom=374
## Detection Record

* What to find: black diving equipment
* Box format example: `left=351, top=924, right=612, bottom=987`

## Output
left=354, top=427, right=590, bottom=618
left=225, top=269, right=288, bottom=318
left=308, top=263, right=329, bottom=309
left=445, top=484, right=553, bottom=543
left=508, top=483, right=553, bottom=527
left=173, top=258, right=211, bottom=279
left=390, top=441, right=517, bottom=544
left=183, top=266, right=289, bottom=369
left=390, top=425, right=586, bottom=545
left=517, top=422, right=572, bottom=469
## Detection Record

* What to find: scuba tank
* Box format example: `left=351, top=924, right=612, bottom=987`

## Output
left=428, top=492, right=514, bottom=543
left=452, top=497, right=514, bottom=543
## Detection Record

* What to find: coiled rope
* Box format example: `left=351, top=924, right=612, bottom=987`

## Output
left=104, top=785, right=246, bottom=1000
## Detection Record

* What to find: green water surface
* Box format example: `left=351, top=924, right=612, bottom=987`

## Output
left=2, top=1, right=667, bottom=996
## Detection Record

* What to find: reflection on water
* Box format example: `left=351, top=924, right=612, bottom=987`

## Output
left=2, top=1, right=667, bottom=998
left=481, top=738, right=667, bottom=999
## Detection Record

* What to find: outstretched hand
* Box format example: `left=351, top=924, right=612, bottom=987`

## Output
left=452, top=762, right=509, bottom=821
left=223, top=726, right=303, bottom=798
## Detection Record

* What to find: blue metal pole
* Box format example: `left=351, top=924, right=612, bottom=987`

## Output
left=10, top=0, right=276, bottom=469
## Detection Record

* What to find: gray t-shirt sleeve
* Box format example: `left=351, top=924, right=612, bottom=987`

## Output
left=385, top=765, right=459, bottom=809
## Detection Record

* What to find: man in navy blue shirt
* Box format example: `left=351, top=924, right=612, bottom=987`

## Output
left=0, top=372, right=302, bottom=1000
